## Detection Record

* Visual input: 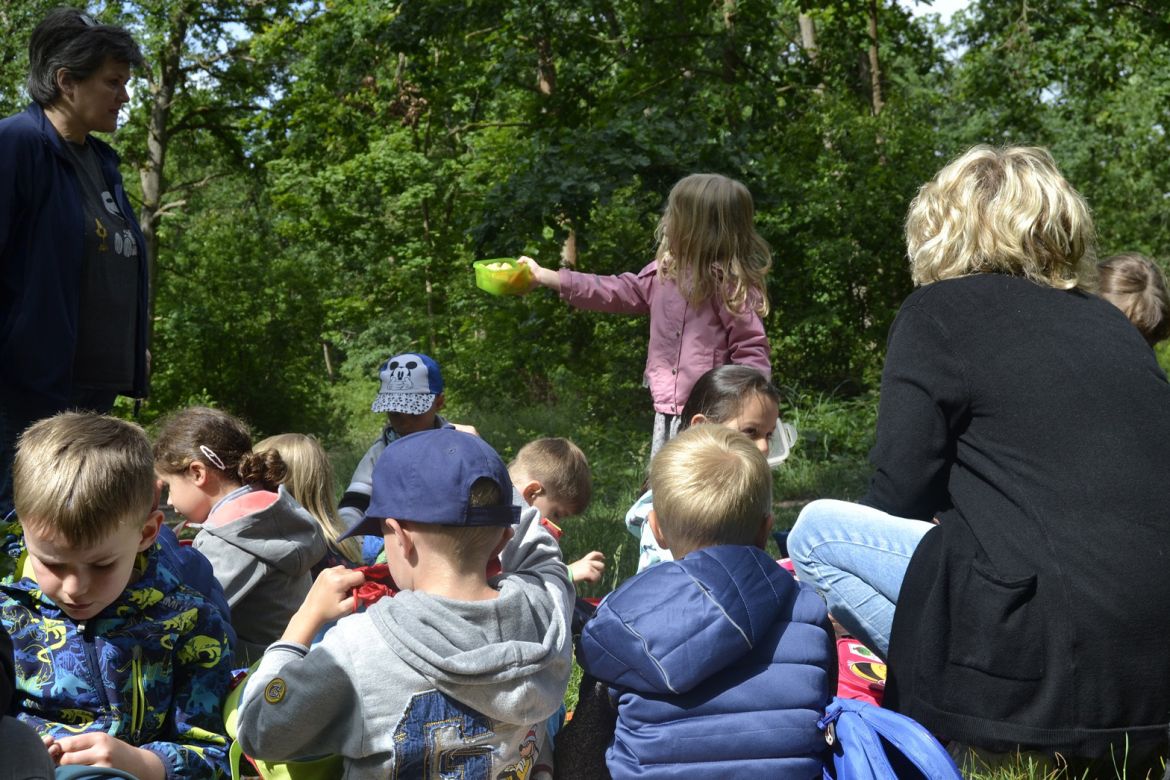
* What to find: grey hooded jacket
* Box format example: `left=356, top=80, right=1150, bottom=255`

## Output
left=236, top=506, right=573, bottom=778
left=193, top=486, right=326, bottom=664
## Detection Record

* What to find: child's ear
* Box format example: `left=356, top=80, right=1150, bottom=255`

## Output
left=138, top=511, right=164, bottom=552
left=689, top=413, right=708, bottom=427
left=432, top=394, right=446, bottom=413
left=647, top=509, right=669, bottom=551
left=521, top=480, right=544, bottom=506
left=754, top=513, right=774, bottom=551
left=386, top=519, right=415, bottom=558
left=188, top=461, right=208, bottom=487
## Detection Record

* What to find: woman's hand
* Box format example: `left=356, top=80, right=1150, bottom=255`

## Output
left=518, top=256, right=561, bottom=292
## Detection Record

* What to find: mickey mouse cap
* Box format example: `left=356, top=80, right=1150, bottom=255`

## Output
left=371, top=353, right=445, bottom=415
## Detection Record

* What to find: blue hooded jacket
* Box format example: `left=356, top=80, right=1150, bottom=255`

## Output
left=579, top=545, right=834, bottom=779
left=0, top=103, right=150, bottom=406
left=0, top=521, right=234, bottom=779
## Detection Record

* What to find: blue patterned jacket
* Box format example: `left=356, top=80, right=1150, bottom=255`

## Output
left=0, top=521, right=234, bottom=779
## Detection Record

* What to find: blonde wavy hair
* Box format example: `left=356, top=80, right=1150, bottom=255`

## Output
left=655, top=173, right=771, bottom=316
left=905, top=145, right=1096, bottom=291
left=254, top=433, right=363, bottom=564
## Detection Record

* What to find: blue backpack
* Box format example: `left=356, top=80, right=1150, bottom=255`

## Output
left=818, top=697, right=962, bottom=779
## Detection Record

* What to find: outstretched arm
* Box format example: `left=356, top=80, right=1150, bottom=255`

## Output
left=521, top=256, right=656, bottom=315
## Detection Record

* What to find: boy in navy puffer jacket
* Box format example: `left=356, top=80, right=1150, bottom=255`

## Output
left=571, top=424, right=835, bottom=779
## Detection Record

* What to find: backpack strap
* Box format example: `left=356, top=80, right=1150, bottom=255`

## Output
left=818, top=697, right=962, bottom=780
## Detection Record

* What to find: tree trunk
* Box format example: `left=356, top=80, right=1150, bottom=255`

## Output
left=536, top=36, right=556, bottom=96
left=139, top=7, right=190, bottom=347
left=798, top=13, right=818, bottom=63
left=867, top=0, right=885, bottom=116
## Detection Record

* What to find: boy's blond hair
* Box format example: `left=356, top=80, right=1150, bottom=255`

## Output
left=1097, top=253, right=1170, bottom=346
left=13, top=412, right=155, bottom=546
left=649, top=424, right=771, bottom=554
left=906, top=145, right=1096, bottom=291
left=509, top=438, right=592, bottom=514
left=406, top=478, right=507, bottom=569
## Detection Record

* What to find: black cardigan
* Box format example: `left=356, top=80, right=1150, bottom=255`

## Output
left=870, top=274, right=1170, bottom=757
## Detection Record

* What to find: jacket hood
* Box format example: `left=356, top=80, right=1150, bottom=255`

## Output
left=581, top=545, right=809, bottom=696
left=368, top=573, right=571, bottom=725
left=198, top=487, right=325, bottom=576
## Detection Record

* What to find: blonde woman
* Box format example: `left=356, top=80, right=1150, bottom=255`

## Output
left=787, top=146, right=1170, bottom=775
left=254, top=433, right=366, bottom=575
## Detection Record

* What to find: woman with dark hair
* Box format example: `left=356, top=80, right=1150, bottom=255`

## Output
left=0, top=8, right=149, bottom=514
left=788, top=146, right=1170, bottom=775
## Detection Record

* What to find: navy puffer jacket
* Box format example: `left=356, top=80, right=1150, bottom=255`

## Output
left=579, top=545, right=835, bottom=779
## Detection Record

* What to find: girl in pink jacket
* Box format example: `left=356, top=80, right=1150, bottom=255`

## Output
left=521, top=173, right=772, bottom=456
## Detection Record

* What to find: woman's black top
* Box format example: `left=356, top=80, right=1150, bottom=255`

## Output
left=869, top=274, right=1170, bottom=756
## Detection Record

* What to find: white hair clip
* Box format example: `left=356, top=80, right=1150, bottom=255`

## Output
left=199, top=445, right=227, bottom=470
left=78, top=13, right=97, bottom=27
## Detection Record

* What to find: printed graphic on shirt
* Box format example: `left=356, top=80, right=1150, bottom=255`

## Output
left=495, top=728, right=551, bottom=780
left=391, top=691, right=496, bottom=779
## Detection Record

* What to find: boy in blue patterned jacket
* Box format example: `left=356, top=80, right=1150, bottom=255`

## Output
left=0, top=412, right=233, bottom=779
left=566, top=424, right=835, bottom=779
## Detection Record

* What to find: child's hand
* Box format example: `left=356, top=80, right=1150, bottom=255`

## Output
left=54, top=732, right=166, bottom=780
left=569, top=551, right=606, bottom=584
left=451, top=422, right=480, bottom=437
left=283, top=566, right=367, bottom=645
left=518, top=256, right=561, bottom=292
left=42, top=734, right=62, bottom=764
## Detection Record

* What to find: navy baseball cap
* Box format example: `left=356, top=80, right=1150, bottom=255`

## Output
left=371, top=353, right=445, bottom=415
left=341, top=428, right=520, bottom=538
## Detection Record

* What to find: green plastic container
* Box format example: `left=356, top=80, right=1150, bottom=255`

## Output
left=474, top=258, right=531, bottom=296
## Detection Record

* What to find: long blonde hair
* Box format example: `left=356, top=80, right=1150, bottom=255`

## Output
left=905, top=145, right=1096, bottom=291
left=254, top=433, right=363, bottom=564
left=654, top=173, right=771, bottom=316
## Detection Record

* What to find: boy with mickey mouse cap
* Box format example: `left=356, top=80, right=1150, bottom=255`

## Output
left=237, top=428, right=573, bottom=779
left=338, top=353, right=479, bottom=557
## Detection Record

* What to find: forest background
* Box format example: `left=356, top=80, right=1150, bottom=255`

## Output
left=3, top=0, right=1170, bottom=593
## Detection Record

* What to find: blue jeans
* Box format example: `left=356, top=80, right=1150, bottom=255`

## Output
left=787, top=499, right=933, bottom=659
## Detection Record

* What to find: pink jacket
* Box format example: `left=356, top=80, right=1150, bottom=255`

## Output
left=559, top=262, right=771, bottom=414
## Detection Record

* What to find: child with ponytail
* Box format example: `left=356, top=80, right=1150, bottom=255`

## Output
left=154, top=407, right=326, bottom=664
left=521, top=173, right=772, bottom=456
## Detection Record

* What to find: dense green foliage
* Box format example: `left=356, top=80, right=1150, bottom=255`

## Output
left=3, top=0, right=1169, bottom=456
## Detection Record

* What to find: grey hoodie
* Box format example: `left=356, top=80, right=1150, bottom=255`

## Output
left=236, top=506, right=573, bottom=779
left=193, top=486, right=326, bottom=664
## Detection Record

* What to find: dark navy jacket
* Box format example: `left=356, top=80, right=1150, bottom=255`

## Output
left=0, top=103, right=149, bottom=407
left=579, top=545, right=835, bottom=779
